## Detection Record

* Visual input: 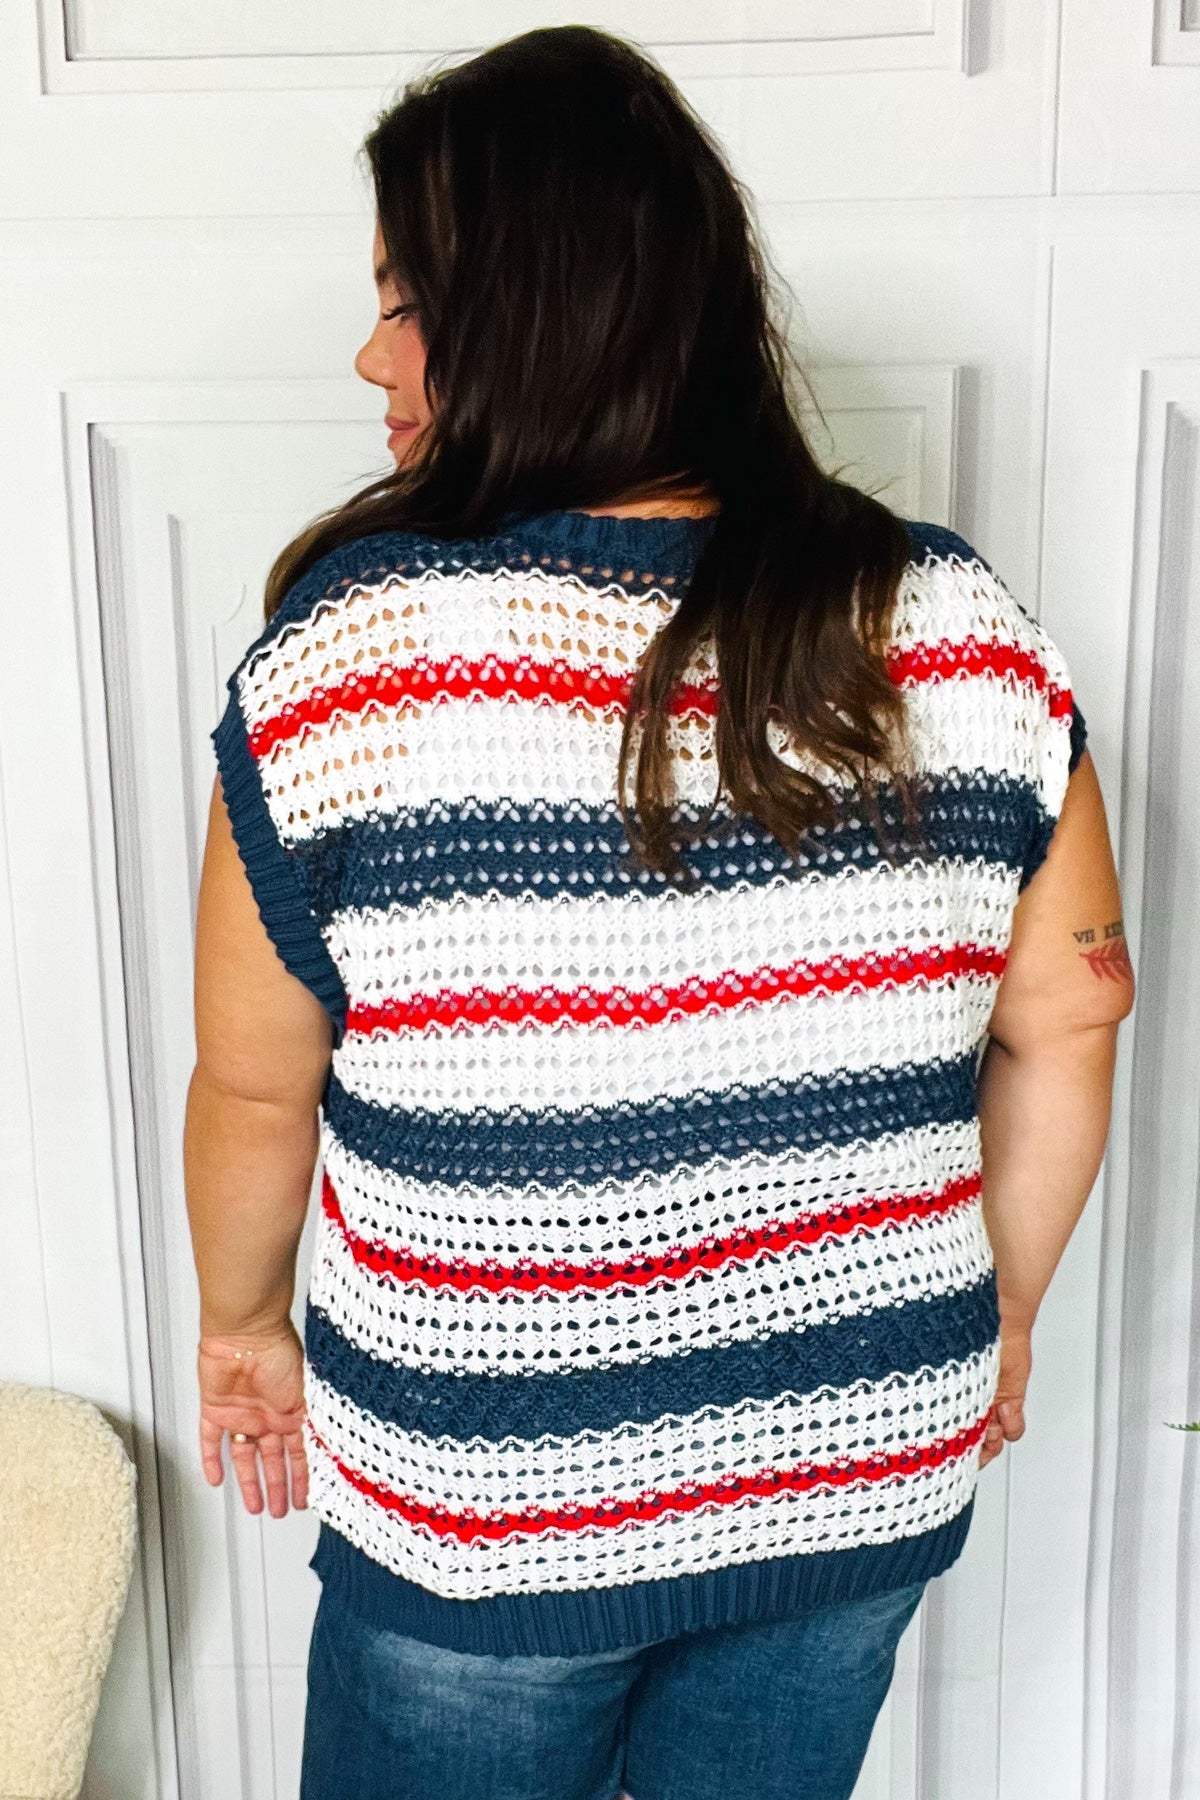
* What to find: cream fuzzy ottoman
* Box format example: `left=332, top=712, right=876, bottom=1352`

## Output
left=0, top=1383, right=137, bottom=1800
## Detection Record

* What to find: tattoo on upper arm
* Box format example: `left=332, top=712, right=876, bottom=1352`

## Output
left=1076, top=918, right=1134, bottom=981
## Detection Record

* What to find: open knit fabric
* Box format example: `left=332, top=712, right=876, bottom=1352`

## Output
left=211, top=509, right=1087, bottom=1656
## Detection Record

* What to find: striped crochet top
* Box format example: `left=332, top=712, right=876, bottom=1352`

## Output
left=211, top=507, right=1087, bottom=1657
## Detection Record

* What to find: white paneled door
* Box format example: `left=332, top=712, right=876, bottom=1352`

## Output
left=0, top=5, right=1195, bottom=1797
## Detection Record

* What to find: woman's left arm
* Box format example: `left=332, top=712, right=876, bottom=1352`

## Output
left=184, top=771, right=333, bottom=1515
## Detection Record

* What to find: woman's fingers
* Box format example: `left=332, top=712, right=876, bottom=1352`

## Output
left=228, top=1428, right=307, bottom=1516
left=201, top=1413, right=310, bottom=1513
left=979, top=1314, right=1034, bottom=1471
left=979, top=1415, right=1005, bottom=1468
left=997, top=1399, right=1025, bottom=1441
left=285, top=1427, right=310, bottom=1510
left=255, top=1433, right=293, bottom=1518
left=199, top=1412, right=227, bottom=1486
left=228, top=1432, right=266, bottom=1513
left=978, top=1394, right=1029, bottom=1469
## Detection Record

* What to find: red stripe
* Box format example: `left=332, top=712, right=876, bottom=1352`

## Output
left=305, top=1412, right=990, bottom=1543
left=246, top=638, right=1072, bottom=758
left=891, top=637, right=1072, bottom=720
left=247, top=658, right=716, bottom=757
left=321, top=1167, right=981, bottom=1296
left=887, top=636, right=1069, bottom=708
left=345, top=942, right=1006, bottom=1038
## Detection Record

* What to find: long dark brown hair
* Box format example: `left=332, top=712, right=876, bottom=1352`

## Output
left=265, top=23, right=922, bottom=880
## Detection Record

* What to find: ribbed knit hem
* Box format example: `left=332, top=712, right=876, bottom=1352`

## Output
left=210, top=688, right=348, bottom=1045
left=306, top=1504, right=975, bottom=1657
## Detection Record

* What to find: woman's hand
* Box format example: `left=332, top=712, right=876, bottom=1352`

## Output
left=979, top=1310, right=1032, bottom=1470
left=198, top=1321, right=310, bottom=1516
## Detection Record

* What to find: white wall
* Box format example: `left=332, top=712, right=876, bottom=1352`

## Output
left=0, top=4, right=1195, bottom=1796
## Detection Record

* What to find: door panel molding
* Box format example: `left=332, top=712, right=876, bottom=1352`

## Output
left=41, top=1, right=970, bottom=91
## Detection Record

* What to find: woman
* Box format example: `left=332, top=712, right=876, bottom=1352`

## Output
left=184, top=24, right=1134, bottom=1800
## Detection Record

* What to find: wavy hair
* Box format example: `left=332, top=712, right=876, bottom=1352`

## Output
left=264, top=23, right=922, bottom=880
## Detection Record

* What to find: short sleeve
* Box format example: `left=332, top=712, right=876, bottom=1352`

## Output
left=211, top=671, right=349, bottom=1045
left=906, top=522, right=1088, bottom=895
left=208, top=542, right=389, bottom=1049
left=1001, top=585, right=1087, bottom=892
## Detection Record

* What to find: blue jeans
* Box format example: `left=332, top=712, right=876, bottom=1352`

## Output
left=299, top=1576, right=927, bottom=1800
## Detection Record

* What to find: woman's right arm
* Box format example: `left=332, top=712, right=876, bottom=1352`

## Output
left=975, top=747, right=1135, bottom=1468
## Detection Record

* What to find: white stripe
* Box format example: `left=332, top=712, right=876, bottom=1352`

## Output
left=303, top=1420, right=984, bottom=1600
left=256, top=695, right=719, bottom=839
left=258, top=673, right=1068, bottom=845
left=308, top=1193, right=994, bottom=1377
left=239, top=551, right=1065, bottom=733
left=239, top=564, right=683, bottom=731
left=324, top=858, right=1016, bottom=1008
left=303, top=1346, right=998, bottom=1515
left=328, top=974, right=998, bottom=1116
left=320, top=1115, right=982, bottom=1264
left=895, top=552, right=1060, bottom=656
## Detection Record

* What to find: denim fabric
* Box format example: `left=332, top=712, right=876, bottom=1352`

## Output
left=298, top=1575, right=927, bottom=1800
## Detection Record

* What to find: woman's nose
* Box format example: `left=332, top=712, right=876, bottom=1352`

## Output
left=354, top=325, right=392, bottom=389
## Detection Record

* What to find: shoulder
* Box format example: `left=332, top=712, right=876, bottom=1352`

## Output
left=895, top=518, right=1069, bottom=680
left=228, top=527, right=491, bottom=704
left=901, top=517, right=996, bottom=580
left=894, top=518, right=1083, bottom=812
left=252, top=530, right=449, bottom=650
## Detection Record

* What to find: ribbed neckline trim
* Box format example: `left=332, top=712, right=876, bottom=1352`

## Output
left=492, top=505, right=720, bottom=570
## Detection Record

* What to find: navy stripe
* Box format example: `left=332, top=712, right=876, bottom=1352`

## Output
left=292, top=772, right=1044, bottom=916
left=324, top=1051, right=979, bottom=1191
left=304, top=1274, right=998, bottom=1445
left=308, top=1503, right=973, bottom=1656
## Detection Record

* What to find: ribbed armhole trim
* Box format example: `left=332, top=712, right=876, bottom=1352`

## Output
left=1018, top=699, right=1089, bottom=894
left=211, top=687, right=347, bottom=1046
left=1068, top=700, right=1088, bottom=775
